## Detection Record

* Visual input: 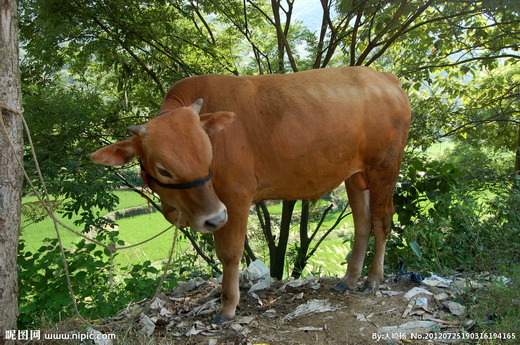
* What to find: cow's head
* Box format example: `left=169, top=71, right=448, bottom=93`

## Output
left=90, top=99, right=235, bottom=233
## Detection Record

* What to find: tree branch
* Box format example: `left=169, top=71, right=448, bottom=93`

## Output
left=306, top=203, right=351, bottom=262
left=401, top=54, right=520, bottom=75
left=349, top=0, right=365, bottom=66
left=93, top=17, right=165, bottom=93
left=193, top=3, right=216, bottom=45
left=356, top=0, right=408, bottom=66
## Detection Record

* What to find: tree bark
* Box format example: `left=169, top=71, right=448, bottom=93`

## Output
left=270, top=200, right=296, bottom=279
left=0, top=0, right=23, bottom=341
left=515, top=124, right=520, bottom=177
left=291, top=200, right=310, bottom=278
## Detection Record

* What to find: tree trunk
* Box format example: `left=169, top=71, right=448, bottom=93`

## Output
left=515, top=124, right=520, bottom=177
left=270, top=200, right=296, bottom=279
left=292, top=200, right=310, bottom=278
left=0, top=0, right=23, bottom=341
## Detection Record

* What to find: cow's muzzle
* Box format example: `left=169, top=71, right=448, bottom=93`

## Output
left=196, top=204, right=228, bottom=233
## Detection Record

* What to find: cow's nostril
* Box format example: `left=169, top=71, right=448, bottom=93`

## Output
left=203, top=209, right=227, bottom=231
left=204, top=219, right=219, bottom=231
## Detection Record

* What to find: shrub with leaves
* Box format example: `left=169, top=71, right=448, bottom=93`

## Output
left=387, top=152, right=520, bottom=273
left=17, top=229, right=178, bottom=328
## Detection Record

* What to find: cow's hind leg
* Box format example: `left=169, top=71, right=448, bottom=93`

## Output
left=336, top=174, right=371, bottom=291
left=362, top=166, right=399, bottom=291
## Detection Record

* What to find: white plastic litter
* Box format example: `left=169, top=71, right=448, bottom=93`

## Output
left=283, top=299, right=340, bottom=321
left=403, top=287, right=433, bottom=300
left=138, top=313, right=155, bottom=336
left=422, top=273, right=452, bottom=288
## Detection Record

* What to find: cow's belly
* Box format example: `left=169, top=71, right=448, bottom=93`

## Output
left=253, top=153, right=361, bottom=202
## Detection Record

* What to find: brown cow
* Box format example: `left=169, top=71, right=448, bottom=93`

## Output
left=91, top=66, right=411, bottom=323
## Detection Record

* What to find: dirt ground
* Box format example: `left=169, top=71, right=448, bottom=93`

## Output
left=104, top=274, right=477, bottom=345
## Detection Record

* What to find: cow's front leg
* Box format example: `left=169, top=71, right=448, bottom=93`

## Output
left=212, top=203, right=249, bottom=323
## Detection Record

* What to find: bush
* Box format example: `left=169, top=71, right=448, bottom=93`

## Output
left=18, top=229, right=178, bottom=329
left=440, top=142, right=512, bottom=193
left=387, top=153, right=520, bottom=274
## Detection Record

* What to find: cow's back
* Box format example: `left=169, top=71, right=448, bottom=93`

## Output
left=162, top=67, right=411, bottom=201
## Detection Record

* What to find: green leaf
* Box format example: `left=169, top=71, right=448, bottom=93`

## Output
left=409, top=240, right=423, bottom=258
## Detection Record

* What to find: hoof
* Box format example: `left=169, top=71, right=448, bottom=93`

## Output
left=334, top=282, right=351, bottom=292
left=213, top=314, right=231, bottom=325
left=360, top=282, right=376, bottom=293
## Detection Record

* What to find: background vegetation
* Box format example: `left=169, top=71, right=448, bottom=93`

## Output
left=17, top=0, right=519, bottom=336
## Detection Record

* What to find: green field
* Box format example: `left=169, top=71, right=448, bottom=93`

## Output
left=20, top=191, right=150, bottom=252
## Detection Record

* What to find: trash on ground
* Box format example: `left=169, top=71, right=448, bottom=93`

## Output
left=381, top=290, right=401, bottom=296
left=186, top=298, right=219, bottom=316
left=297, top=326, right=324, bottom=332
left=403, top=287, right=433, bottom=300
left=170, top=277, right=206, bottom=297
left=138, top=313, right=155, bottom=336
left=453, top=277, right=484, bottom=291
left=244, top=260, right=270, bottom=281
left=421, top=273, right=452, bottom=288
left=354, top=313, right=370, bottom=322
left=434, top=292, right=450, bottom=302
left=492, top=275, right=511, bottom=285
left=283, top=299, right=340, bottom=321
left=280, top=276, right=321, bottom=291
left=248, top=275, right=275, bottom=293
left=87, top=328, right=113, bottom=345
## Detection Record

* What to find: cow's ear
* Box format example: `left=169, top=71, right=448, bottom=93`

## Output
left=90, top=139, right=136, bottom=166
left=200, top=111, right=235, bottom=136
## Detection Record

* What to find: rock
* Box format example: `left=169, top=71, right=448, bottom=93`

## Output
left=447, top=301, right=466, bottom=316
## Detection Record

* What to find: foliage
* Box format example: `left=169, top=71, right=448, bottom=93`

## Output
left=388, top=151, right=520, bottom=273
left=441, top=142, right=512, bottom=192
left=176, top=227, right=220, bottom=278
left=22, top=81, right=124, bottom=231
left=17, top=230, right=178, bottom=328
left=21, top=199, right=62, bottom=229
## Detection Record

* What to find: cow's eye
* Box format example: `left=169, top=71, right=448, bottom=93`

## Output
left=156, top=166, right=172, bottom=178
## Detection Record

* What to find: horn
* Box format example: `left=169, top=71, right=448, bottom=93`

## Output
left=128, top=125, right=147, bottom=136
left=190, top=98, right=204, bottom=114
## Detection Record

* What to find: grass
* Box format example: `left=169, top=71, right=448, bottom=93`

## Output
left=113, top=212, right=190, bottom=265
left=301, top=237, right=351, bottom=277
left=20, top=190, right=149, bottom=252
